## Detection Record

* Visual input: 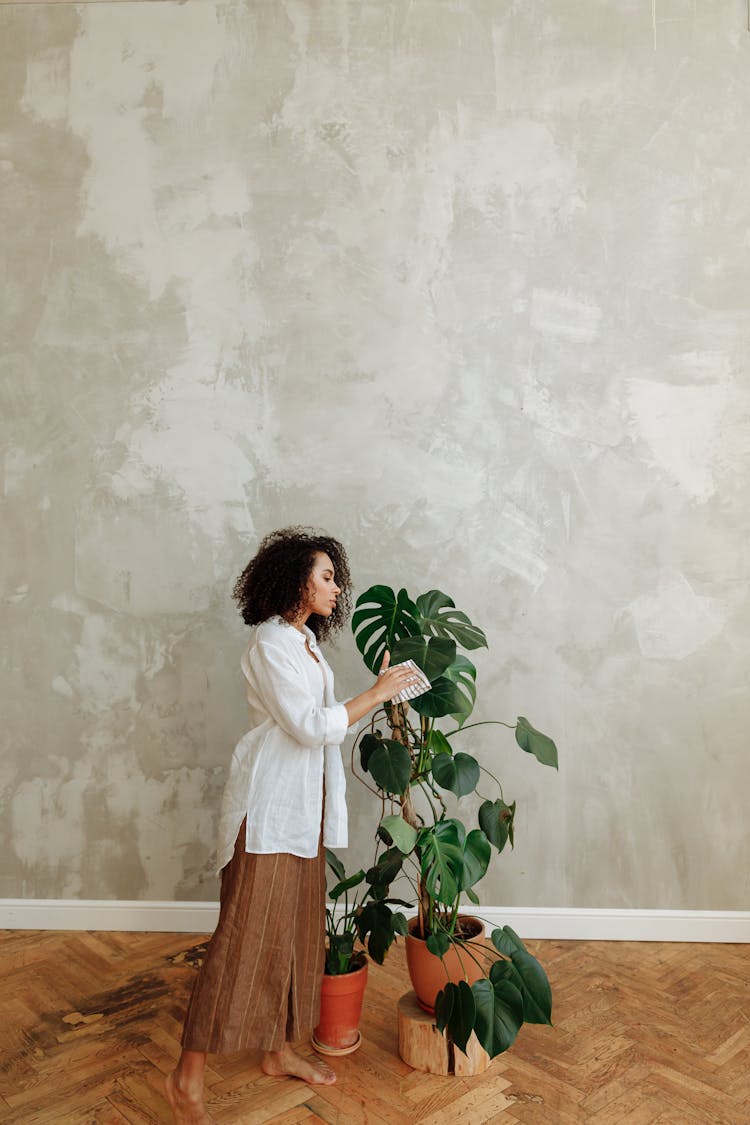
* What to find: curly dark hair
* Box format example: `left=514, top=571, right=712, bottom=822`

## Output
left=232, top=526, right=352, bottom=641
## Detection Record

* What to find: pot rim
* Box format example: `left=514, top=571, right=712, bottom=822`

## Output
left=323, top=950, right=368, bottom=977
left=406, top=913, right=485, bottom=943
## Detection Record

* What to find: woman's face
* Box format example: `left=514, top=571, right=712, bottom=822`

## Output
left=301, top=552, right=341, bottom=620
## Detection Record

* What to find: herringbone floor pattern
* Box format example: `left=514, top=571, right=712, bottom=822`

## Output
left=0, top=930, right=747, bottom=1123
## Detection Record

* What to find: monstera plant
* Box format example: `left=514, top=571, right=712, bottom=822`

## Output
left=349, top=585, right=558, bottom=1060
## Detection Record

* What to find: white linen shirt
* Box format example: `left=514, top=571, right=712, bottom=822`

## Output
left=215, top=615, right=352, bottom=872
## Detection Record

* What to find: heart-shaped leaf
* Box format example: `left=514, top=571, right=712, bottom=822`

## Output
left=366, top=847, right=404, bottom=886
left=460, top=828, right=491, bottom=889
left=359, top=732, right=382, bottom=773
left=432, top=751, right=480, bottom=798
left=367, top=739, right=412, bottom=794
left=478, top=799, right=516, bottom=854
left=379, top=814, right=418, bottom=854
left=515, top=717, right=558, bottom=770
left=426, top=930, right=451, bottom=957
left=427, top=729, right=452, bottom=756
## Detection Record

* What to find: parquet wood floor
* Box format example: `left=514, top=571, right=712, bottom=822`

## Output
left=0, top=929, right=747, bottom=1123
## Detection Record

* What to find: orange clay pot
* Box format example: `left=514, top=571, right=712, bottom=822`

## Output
left=312, top=956, right=368, bottom=1056
left=406, top=916, right=487, bottom=1014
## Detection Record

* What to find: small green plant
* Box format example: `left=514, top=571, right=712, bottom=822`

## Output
left=350, top=584, right=559, bottom=1058
left=323, top=848, right=409, bottom=974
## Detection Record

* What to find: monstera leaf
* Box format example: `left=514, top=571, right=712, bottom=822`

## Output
left=435, top=968, right=528, bottom=1059
left=419, top=820, right=465, bottom=906
left=409, top=676, right=464, bottom=719
left=408, top=654, right=477, bottom=724
left=415, top=591, right=488, bottom=651
left=490, top=927, right=553, bottom=1025
left=440, top=654, right=477, bottom=723
left=471, top=975, right=524, bottom=1056
left=352, top=586, right=421, bottom=672
left=390, top=635, right=456, bottom=681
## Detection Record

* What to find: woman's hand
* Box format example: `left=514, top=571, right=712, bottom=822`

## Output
left=371, top=650, right=416, bottom=705
left=343, top=650, right=419, bottom=727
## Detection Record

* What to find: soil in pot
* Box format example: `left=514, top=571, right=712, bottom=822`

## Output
left=406, top=916, right=488, bottom=1014
left=313, top=955, right=368, bottom=1055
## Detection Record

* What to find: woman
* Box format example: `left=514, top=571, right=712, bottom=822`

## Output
left=166, top=528, right=416, bottom=1124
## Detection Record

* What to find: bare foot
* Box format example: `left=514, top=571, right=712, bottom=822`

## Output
left=164, top=1069, right=216, bottom=1124
left=261, top=1043, right=337, bottom=1085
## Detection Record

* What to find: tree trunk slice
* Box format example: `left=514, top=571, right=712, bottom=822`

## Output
left=397, top=990, right=491, bottom=1076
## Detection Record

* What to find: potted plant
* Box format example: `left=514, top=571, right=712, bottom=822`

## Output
left=312, top=848, right=408, bottom=1056
left=349, top=585, right=559, bottom=1061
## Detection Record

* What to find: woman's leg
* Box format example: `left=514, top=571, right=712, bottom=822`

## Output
left=165, top=827, right=246, bottom=1123
left=167, top=831, right=333, bottom=1121
left=261, top=1042, right=336, bottom=1084
left=258, top=826, right=335, bottom=1083
left=165, top=1049, right=214, bottom=1124
left=166, top=1038, right=335, bottom=1112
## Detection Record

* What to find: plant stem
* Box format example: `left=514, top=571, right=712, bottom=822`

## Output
left=477, top=764, right=505, bottom=801
left=444, top=719, right=516, bottom=737
left=416, top=779, right=439, bottom=823
left=452, top=935, right=495, bottom=976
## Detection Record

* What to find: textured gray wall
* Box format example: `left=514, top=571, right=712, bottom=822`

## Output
left=2, top=1, right=748, bottom=910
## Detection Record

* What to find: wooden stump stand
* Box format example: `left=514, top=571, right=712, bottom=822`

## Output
left=397, top=990, right=491, bottom=1076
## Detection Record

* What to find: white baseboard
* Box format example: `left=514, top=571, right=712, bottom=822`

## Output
left=477, top=907, right=750, bottom=943
left=1, top=899, right=749, bottom=942
left=0, top=899, right=221, bottom=933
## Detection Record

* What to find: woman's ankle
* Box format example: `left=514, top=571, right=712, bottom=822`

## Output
left=173, top=1049, right=207, bottom=1088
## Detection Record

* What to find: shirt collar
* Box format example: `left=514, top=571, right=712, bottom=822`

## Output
left=270, top=615, right=318, bottom=648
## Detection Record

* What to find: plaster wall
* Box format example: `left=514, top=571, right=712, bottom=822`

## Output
left=2, top=1, right=748, bottom=911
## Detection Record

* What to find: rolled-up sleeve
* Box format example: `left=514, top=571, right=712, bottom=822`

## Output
left=247, top=639, right=349, bottom=749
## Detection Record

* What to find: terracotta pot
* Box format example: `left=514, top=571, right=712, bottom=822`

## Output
left=313, top=956, right=368, bottom=1056
left=406, top=915, right=487, bottom=1014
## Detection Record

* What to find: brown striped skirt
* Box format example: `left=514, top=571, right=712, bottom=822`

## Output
left=181, top=821, right=326, bottom=1054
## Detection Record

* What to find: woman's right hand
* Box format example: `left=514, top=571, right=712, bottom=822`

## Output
left=344, top=651, right=420, bottom=728
left=371, top=650, right=416, bottom=705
